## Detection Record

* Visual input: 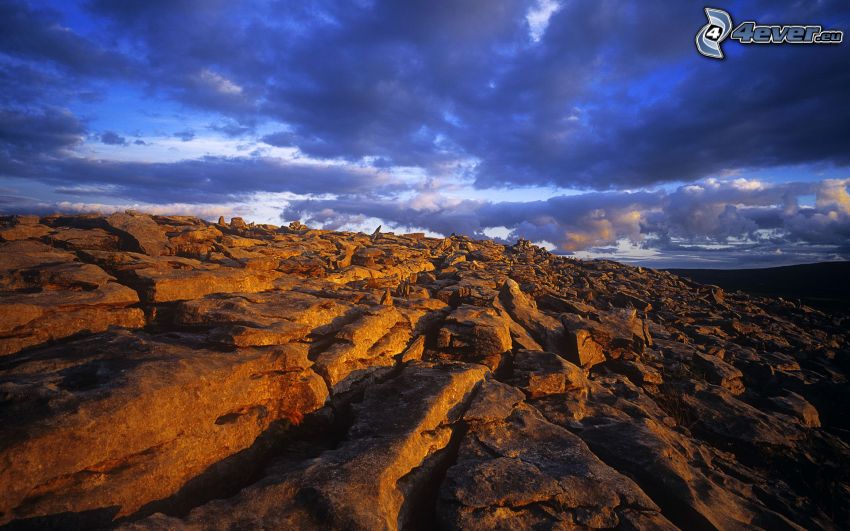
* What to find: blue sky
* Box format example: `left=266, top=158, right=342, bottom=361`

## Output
left=1, top=0, right=849, bottom=268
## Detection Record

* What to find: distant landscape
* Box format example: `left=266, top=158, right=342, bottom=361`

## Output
left=668, top=261, right=850, bottom=313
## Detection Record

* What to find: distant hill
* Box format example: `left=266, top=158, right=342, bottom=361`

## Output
left=667, top=261, right=850, bottom=312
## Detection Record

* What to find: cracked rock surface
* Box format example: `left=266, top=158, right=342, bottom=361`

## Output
left=0, top=212, right=848, bottom=530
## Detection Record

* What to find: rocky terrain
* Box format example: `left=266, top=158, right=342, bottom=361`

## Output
left=0, top=212, right=848, bottom=530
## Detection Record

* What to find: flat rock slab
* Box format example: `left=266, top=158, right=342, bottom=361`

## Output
left=175, top=290, right=355, bottom=347
left=125, top=361, right=488, bottom=530
left=0, top=241, right=144, bottom=356
left=0, top=329, right=328, bottom=524
left=574, top=416, right=805, bottom=530
left=81, top=251, right=282, bottom=303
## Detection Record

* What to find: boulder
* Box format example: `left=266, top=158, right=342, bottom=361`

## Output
left=769, top=391, right=821, bottom=428
left=498, top=278, right=564, bottom=352
left=437, top=305, right=512, bottom=370
left=106, top=212, right=171, bottom=256
left=0, top=330, right=328, bottom=524
left=692, top=351, right=745, bottom=395
left=512, top=349, right=588, bottom=399
left=561, top=308, right=651, bottom=370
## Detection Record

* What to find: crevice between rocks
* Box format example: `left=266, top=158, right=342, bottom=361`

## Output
left=522, top=379, right=716, bottom=531
left=395, top=378, right=485, bottom=531
left=396, top=421, right=469, bottom=531
left=116, top=327, right=422, bottom=526
left=553, top=417, right=717, bottom=531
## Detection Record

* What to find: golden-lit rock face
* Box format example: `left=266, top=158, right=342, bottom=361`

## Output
left=0, top=212, right=848, bottom=530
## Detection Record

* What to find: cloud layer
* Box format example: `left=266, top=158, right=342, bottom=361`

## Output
left=283, top=178, right=850, bottom=267
left=1, top=0, right=849, bottom=266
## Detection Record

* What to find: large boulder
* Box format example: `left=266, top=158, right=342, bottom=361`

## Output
left=106, top=212, right=171, bottom=257
left=0, top=330, right=327, bottom=525
left=512, top=349, right=588, bottom=399
left=437, top=305, right=512, bottom=370
left=561, top=308, right=651, bottom=369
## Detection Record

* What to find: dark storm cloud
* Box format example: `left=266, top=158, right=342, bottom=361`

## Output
left=32, top=156, right=395, bottom=203
left=100, top=131, right=127, bottom=146
left=86, top=0, right=269, bottom=117
left=72, top=0, right=850, bottom=188
left=462, top=1, right=850, bottom=189
left=261, top=131, right=297, bottom=148
left=3, top=0, right=849, bottom=191
left=0, top=107, right=85, bottom=170
left=0, top=1, right=135, bottom=78
left=260, top=0, right=535, bottom=167
left=0, top=63, right=67, bottom=105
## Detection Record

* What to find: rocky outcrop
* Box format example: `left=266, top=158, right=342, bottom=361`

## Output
left=0, top=212, right=848, bottom=530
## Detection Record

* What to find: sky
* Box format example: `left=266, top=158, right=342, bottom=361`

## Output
left=1, top=0, right=849, bottom=268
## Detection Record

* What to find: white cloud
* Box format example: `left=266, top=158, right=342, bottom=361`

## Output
left=199, top=69, right=243, bottom=95
left=526, top=0, right=561, bottom=42
left=54, top=200, right=238, bottom=220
